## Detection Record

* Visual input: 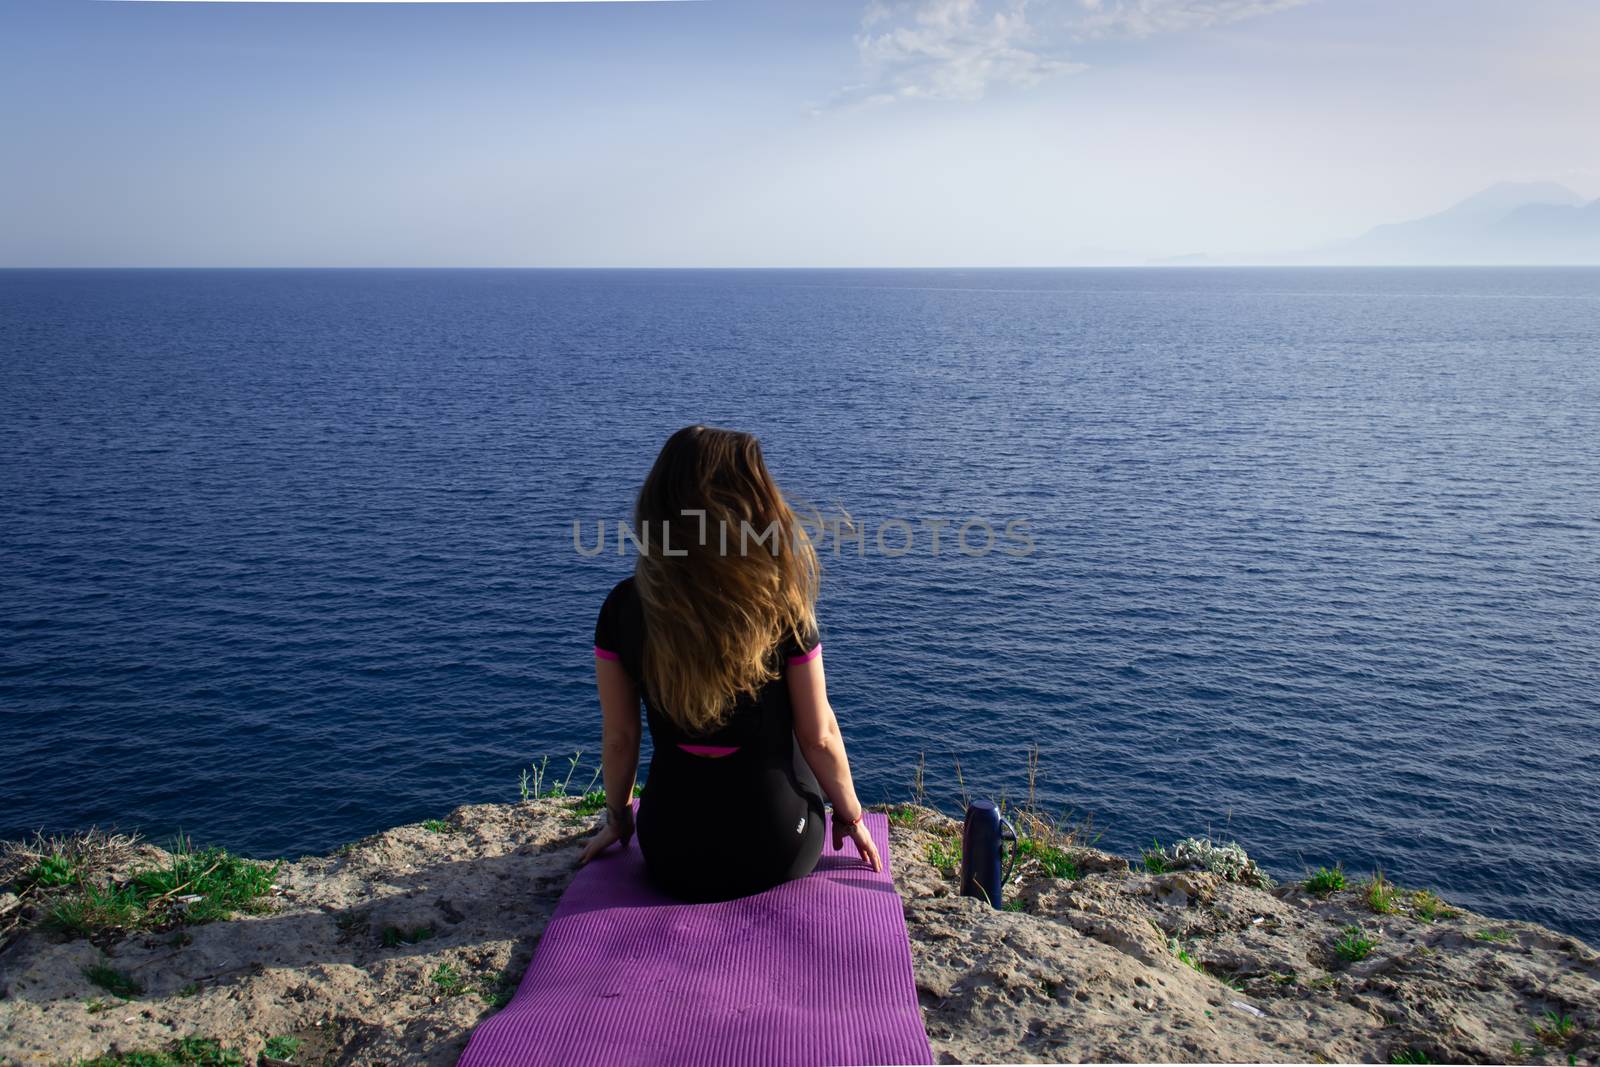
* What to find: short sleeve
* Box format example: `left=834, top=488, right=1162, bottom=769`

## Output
left=593, top=583, right=623, bottom=662
left=780, top=617, right=822, bottom=666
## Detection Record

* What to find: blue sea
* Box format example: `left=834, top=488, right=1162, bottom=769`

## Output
left=2, top=268, right=1597, bottom=941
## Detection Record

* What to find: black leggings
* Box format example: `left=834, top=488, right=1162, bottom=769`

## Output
left=636, top=748, right=826, bottom=903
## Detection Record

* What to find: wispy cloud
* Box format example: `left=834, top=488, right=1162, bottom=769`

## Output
left=826, top=0, right=1313, bottom=109
left=1068, top=0, right=1314, bottom=40
left=831, top=0, right=1083, bottom=109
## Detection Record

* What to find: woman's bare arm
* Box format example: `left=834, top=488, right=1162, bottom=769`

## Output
left=790, top=650, right=881, bottom=870
left=788, top=651, right=864, bottom=818
left=596, top=656, right=642, bottom=811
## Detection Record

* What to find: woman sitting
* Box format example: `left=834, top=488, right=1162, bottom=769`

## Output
left=578, top=424, right=881, bottom=901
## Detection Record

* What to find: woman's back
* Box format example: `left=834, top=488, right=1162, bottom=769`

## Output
left=594, top=575, right=826, bottom=901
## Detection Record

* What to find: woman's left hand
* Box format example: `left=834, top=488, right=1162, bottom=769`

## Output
left=577, top=804, right=634, bottom=866
left=577, top=823, right=622, bottom=866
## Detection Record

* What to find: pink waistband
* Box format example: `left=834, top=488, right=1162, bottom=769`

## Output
left=677, top=743, right=739, bottom=758
left=593, top=645, right=620, bottom=661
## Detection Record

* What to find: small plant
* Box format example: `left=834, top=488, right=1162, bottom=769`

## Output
left=77, top=1037, right=252, bottom=1067
left=380, top=924, right=435, bottom=947
left=1150, top=836, right=1274, bottom=888
left=1389, top=1049, right=1430, bottom=1064
left=178, top=982, right=200, bottom=997
left=84, top=997, right=111, bottom=1014
left=27, top=852, right=80, bottom=887
left=47, top=841, right=280, bottom=936
left=925, top=838, right=959, bottom=877
left=430, top=963, right=469, bottom=996
left=1475, top=927, right=1514, bottom=943
left=1142, top=839, right=1170, bottom=874
left=1410, top=889, right=1459, bottom=922
left=1510, top=1039, right=1530, bottom=1059
left=1333, top=925, right=1377, bottom=963
left=48, top=883, right=144, bottom=934
left=1364, top=870, right=1398, bottom=913
left=421, top=819, right=452, bottom=834
left=262, top=1035, right=303, bottom=1061
left=554, top=751, right=586, bottom=796
left=573, top=791, right=607, bottom=816
left=83, top=963, right=143, bottom=999
left=887, top=804, right=919, bottom=828
left=1039, top=977, right=1059, bottom=998
left=334, top=911, right=370, bottom=941
left=1203, top=964, right=1244, bottom=991
left=1304, top=865, right=1346, bottom=895
left=1002, top=898, right=1026, bottom=912
left=1167, top=937, right=1203, bottom=972
left=1015, top=836, right=1080, bottom=880
left=0, top=828, right=141, bottom=896
left=1534, top=1010, right=1577, bottom=1047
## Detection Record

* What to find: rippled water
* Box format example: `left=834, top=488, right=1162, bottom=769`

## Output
left=2, top=268, right=1597, bottom=940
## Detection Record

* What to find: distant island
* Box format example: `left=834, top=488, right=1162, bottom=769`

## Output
left=1299, top=181, right=1600, bottom=266
left=1140, top=181, right=1600, bottom=267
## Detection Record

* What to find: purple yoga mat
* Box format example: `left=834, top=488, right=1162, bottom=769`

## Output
left=457, top=807, right=933, bottom=1067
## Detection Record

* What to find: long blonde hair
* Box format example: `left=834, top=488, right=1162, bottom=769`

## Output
left=633, top=425, right=820, bottom=734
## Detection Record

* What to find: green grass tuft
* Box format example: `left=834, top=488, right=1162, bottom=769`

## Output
left=27, top=852, right=81, bottom=887
left=1474, top=927, right=1515, bottom=943
left=82, top=964, right=143, bottom=999
left=1015, top=836, right=1080, bottom=880
left=1141, top=838, right=1170, bottom=874
left=1167, top=937, right=1203, bottom=972
left=1410, top=889, right=1460, bottom=922
left=1534, top=1010, right=1577, bottom=1047
left=380, top=924, right=435, bottom=948
left=1304, top=865, right=1346, bottom=895
left=925, top=838, right=958, bottom=877
left=1389, top=1049, right=1430, bottom=1064
left=47, top=842, right=279, bottom=937
left=76, top=1037, right=246, bottom=1067
left=430, top=963, right=470, bottom=996
left=886, top=804, right=919, bottom=828
left=261, top=1035, right=302, bottom=1061
left=1333, top=925, right=1377, bottom=963
left=573, top=791, right=607, bottom=816
left=421, top=820, right=452, bottom=834
left=1364, top=870, right=1398, bottom=913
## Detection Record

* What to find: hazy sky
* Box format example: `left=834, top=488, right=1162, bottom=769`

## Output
left=3, top=0, right=1598, bottom=266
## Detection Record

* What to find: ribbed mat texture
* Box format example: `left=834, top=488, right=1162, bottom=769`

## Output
left=456, top=807, right=933, bottom=1067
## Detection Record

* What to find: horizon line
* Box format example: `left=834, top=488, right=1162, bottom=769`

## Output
left=4, top=263, right=1600, bottom=271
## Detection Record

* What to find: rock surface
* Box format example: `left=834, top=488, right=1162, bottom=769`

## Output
left=1, top=800, right=1597, bottom=1064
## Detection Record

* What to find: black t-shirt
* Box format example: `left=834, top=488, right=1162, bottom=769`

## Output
left=593, top=576, right=827, bottom=899
left=592, top=576, right=822, bottom=759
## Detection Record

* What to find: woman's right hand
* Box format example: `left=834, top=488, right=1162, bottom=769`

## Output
left=833, top=815, right=883, bottom=872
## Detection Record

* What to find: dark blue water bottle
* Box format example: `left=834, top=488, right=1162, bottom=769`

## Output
left=959, top=800, right=1017, bottom=908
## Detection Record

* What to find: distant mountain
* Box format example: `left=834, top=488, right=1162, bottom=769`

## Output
left=1310, top=182, right=1600, bottom=265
